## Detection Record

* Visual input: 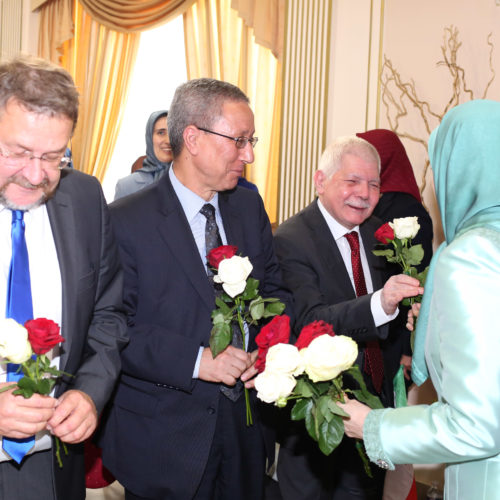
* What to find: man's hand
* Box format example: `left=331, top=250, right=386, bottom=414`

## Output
left=241, top=350, right=259, bottom=389
left=381, top=275, right=423, bottom=315
left=0, top=383, right=56, bottom=439
left=199, top=346, right=252, bottom=386
left=48, top=390, right=97, bottom=444
left=337, top=395, right=371, bottom=440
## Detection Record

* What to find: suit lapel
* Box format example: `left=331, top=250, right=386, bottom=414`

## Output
left=218, top=191, right=245, bottom=251
left=46, top=189, right=75, bottom=371
left=361, top=219, right=385, bottom=290
left=305, top=201, right=356, bottom=298
left=155, top=176, right=216, bottom=312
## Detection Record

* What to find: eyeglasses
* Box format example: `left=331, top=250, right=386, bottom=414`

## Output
left=197, top=127, right=258, bottom=149
left=0, top=145, right=70, bottom=171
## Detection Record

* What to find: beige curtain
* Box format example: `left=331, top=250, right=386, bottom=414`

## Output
left=231, top=0, right=284, bottom=60
left=38, top=0, right=74, bottom=63
left=38, top=0, right=140, bottom=179
left=184, top=0, right=282, bottom=223
left=78, top=0, right=196, bottom=32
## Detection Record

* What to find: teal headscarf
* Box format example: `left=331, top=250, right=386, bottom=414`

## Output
left=412, top=100, right=500, bottom=385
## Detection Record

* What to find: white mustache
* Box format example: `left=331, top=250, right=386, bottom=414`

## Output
left=345, top=199, right=370, bottom=209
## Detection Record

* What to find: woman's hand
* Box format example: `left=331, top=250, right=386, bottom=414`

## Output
left=337, top=395, right=372, bottom=440
left=406, top=302, right=421, bottom=331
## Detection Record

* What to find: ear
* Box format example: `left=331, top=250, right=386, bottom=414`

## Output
left=314, top=170, right=326, bottom=194
left=183, top=125, right=201, bottom=155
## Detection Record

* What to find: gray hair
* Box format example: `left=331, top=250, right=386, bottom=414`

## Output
left=0, top=56, right=79, bottom=131
left=168, top=78, right=249, bottom=157
left=318, top=136, right=381, bottom=178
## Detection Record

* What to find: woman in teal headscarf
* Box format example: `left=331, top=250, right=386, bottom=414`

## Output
left=340, top=100, right=500, bottom=500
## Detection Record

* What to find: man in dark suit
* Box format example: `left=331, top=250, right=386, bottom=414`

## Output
left=273, top=136, right=422, bottom=500
left=0, top=57, right=127, bottom=499
left=101, top=78, right=291, bottom=499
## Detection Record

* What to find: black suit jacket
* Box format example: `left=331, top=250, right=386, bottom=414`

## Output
left=43, top=169, right=128, bottom=499
left=273, top=199, right=407, bottom=405
left=100, top=173, right=291, bottom=498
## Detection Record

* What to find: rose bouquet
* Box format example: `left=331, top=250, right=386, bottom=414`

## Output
left=207, top=245, right=286, bottom=425
left=0, top=317, right=69, bottom=466
left=373, top=217, right=428, bottom=304
left=373, top=216, right=429, bottom=348
left=254, top=318, right=383, bottom=474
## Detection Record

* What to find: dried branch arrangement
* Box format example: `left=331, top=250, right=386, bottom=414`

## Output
left=380, top=26, right=495, bottom=196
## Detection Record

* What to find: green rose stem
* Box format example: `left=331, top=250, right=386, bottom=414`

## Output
left=0, top=355, right=70, bottom=467
left=236, top=298, right=253, bottom=426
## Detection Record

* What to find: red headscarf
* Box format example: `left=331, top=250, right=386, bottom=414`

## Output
left=356, top=129, right=421, bottom=202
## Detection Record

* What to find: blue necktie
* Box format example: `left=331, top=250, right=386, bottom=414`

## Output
left=3, top=210, right=35, bottom=463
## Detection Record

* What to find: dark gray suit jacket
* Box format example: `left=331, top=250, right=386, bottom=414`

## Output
left=45, top=168, right=127, bottom=499
left=273, top=199, right=406, bottom=404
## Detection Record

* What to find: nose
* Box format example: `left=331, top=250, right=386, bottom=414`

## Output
left=22, top=158, right=46, bottom=185
left=240, top=141, right=254, bottom=164
left=356, top=181, right=369, bottom=199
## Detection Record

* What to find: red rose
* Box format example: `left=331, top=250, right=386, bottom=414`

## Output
left=295, top=320, right=335, bottom=350
left=255, top=315, right=291, bottom=373
left=24, top=318, right=64, bottom=355
left=207, top=245, right=238, bottom=269
left=255, top=347, right=268, bottom=373
left=256, top=315, right=291, bottom=349
left=374, top=223, right=395, bottom=244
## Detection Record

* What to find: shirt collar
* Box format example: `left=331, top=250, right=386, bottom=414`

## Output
left=316, top=198, right=360, bottom=241
left=169, top=165, right=220, bottom=222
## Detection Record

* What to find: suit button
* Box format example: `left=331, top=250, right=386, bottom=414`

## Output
left=207, top=407, right=216, bottom=415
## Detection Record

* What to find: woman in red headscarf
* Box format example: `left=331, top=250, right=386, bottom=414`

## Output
left=356, top=129, right=433, bottom=270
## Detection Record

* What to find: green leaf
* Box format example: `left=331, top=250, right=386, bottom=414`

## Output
left=249, top=299, right=265, bottom=321
left=318, top=415, right=344, bottom=455
left=327, top=398, right=349, bottom=418
left=305, top=401, right=318, bottom=441
left=240, top=278, right=259, bottom=300
left=209, top=322, right=232, bottom=358
left=294, top=378, right=314, bottom=398
left=418, top=266, right=429, bottom=286
left=291, top=398, right=311, bottom=421
left=346, top=366, right=384, bottom=409
left=214, top=297, right=232, bottom=314
left=312, top=381, right=331, bottom=397
left=262, top=300, right=286, bottom=317
left=372, top=249, right=394, bottom=258
left=36, top=378, right=52, bottom=395
left=406, top=244, right=424, bottom=266
left=317, top=395, right=333, bottom=422
left=211, top=311, right=227, bottom=325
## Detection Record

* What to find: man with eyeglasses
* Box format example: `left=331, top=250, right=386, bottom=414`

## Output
left=0, top=57, right=127, bottom=499
left=100, top=78, right=292, bottom=499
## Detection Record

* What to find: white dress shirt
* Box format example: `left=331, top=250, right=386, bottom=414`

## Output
left=0, top=204, right=62, bottom=461
left=316, top=199, right=398, bottom=326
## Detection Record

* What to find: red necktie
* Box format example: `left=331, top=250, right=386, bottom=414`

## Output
left=344, top=231, right=384, bottom=393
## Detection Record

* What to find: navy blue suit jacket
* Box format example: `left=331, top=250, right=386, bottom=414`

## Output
left=101, top=173, right=291, bottom=498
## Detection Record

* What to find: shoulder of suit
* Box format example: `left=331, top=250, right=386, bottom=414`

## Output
left=274, top=200, right=318, bottom=237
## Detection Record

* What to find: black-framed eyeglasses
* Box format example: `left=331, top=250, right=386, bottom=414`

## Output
left=197, top=127, right=258, bottom=149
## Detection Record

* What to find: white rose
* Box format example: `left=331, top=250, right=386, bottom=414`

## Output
left=214, top=255, right=253, bottom=297
left=303, top=334, right=358, bottom=382
left=0, top=318, right=32, bottom=364
left=389, top=217, right=420, bottom=240
left=255, top=370, right=296, bottom=404
left=266, top=343, right=304, bottom=376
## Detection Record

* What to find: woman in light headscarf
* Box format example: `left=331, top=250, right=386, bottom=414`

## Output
left=114, top=110, right=172, bottom=200
left=342, top=100, right=500, bottom=500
